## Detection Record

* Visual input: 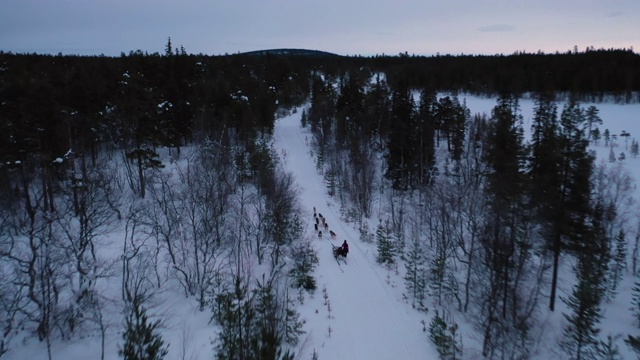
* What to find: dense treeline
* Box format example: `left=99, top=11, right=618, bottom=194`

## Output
left=1, top=48, right=638, bottom=173
left=368, top=48, right=640, bottom=99
left=1, top=46, right=640, bottom=359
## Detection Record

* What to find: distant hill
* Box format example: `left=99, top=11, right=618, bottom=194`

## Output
left=237, top=48, right=341, bottom=57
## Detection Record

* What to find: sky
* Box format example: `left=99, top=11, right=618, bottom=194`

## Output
left=0, top=0, right=638, bottom=57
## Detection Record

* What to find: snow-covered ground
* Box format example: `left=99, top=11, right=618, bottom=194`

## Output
left=462, top=95, right=640, bottom=359
left=273, top=112, right=438, bottom=360
left=273, top=95, right=640, bottom=359
left=11, top=95, right=640, bottom=360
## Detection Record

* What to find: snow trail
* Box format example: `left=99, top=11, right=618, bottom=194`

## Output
left=274, top=111, right=436, bottom=359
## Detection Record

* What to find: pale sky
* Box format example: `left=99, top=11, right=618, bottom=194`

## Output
left=0, top=0, right=638, bottom=56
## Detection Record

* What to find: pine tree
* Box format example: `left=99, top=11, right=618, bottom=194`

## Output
left=560, top=253, right=606, bottom=360
left=626, top=277, right=640, bottom=355
left=609, top=147, right=617, bottom=162
left=631, top=278, right=640, bottom=324
left=631, top=138, right=639, bottom=158
left=213, top=275, right=300, bottom=360
left=530, top=98, right=594, bottom=311
left=608, top=229, right=627, bottom=298
left=625, top=335, right=640, bottom=356
left=164, top=37, right=172, bottom=57
left=324, top=167, right=337, bottom=196
left=385, top=81, right=417, bottom=189
left=620, top=130, right=631, bottom=150
left=251, top=278, right=298, bottom=359
left=376, top=221, right=395, bottom=266
left=214, top=276, right=255, bottom=360
left=315, top=145, right=324, bottom=175
left=585, top=105, right=602, bottom=141
left=359, top=222, right=374, bottom=243
left=598, top=334, right=623, bottom=359
left=300, top=108, right=308, bottom=128
left=429, top=310, right=463, bottom=360
left=416, top=89, right=437, bottom=185
left=289, top=242, right=318, bottom=292
left=480, top=95, right=533, bottom=357
left=119, top=298, right=169, bottom=360
left=450, top=98, right=468, bottom=162
left=591, top=127, right=601, bottom=145
left=404, top=235, right=427, bottom=310
left=428, top=254, right=447, bottom=306
left=604, top=128, right=611, bottom=147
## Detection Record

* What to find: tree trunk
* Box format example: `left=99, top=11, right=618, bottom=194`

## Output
left=137, top=149, right=145, bottom=198
left=549, top=234, right=561, bottom=311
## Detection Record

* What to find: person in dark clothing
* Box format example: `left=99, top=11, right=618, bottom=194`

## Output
left=335, top=240, right=349, bottom=257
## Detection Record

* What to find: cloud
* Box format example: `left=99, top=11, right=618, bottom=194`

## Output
left=478, top=24, right=515, bottom=32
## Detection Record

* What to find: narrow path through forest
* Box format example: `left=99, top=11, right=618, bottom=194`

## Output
left=273, top=110, right=436, bottom=359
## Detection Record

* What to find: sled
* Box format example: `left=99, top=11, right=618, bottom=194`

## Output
left=331, top=244, right=347, bottom=264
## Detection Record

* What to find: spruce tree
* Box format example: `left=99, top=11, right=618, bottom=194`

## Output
left=560, top=252, right=606, bottom=360
left=428, top=254, right=447, bottom=307
left=289, top=243, right=318, bottom=292
left=251, top=278, right=297, bottom=360
left=480, top=95, right=533, bottom=357
left=324, top=167, right=337, bottom=196
left=626, top=277, right=640, bottom=355
left=598, top=335, right=623, bottom=359
left=404, top=235, right=427, bottom=310
left=626, top=335, right=640, bottom=356
left=385, top=81, right=417, bottom=190
left=119, top=298, right=169, bottom=360
left=416, top=89, right=437, bottom=185
left=214, top=276, right=255, bottom=360
left=300, top=108, right=307, bottom=128
left=585, top=105, right=602, bottom=141
left=449, top=98, right=468, bottom=162
left=429, top=310, right=463, bottom=360
left=608, top=229, right=627, bottom=298
left=376, top=221, right=395, bottom=266
left=530, top=97, right=595, bottom=311
left=609, top=147, right=617, bottom=162
left=591, top=127, right=601, bottom=145
left=604, top=129, right=611, bottom=147
left=631, top=278, right=640, bottom=324
left=631, top=138, right=639, bottom=158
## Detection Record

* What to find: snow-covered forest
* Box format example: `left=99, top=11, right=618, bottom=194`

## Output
left=2, top=48, right=640, bottom=359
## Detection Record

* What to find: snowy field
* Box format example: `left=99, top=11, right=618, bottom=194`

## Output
left=11, top=95, right=640, bottom=360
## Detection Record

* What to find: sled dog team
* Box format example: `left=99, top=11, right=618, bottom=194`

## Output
left=313, top=207, right=349, bottom=258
